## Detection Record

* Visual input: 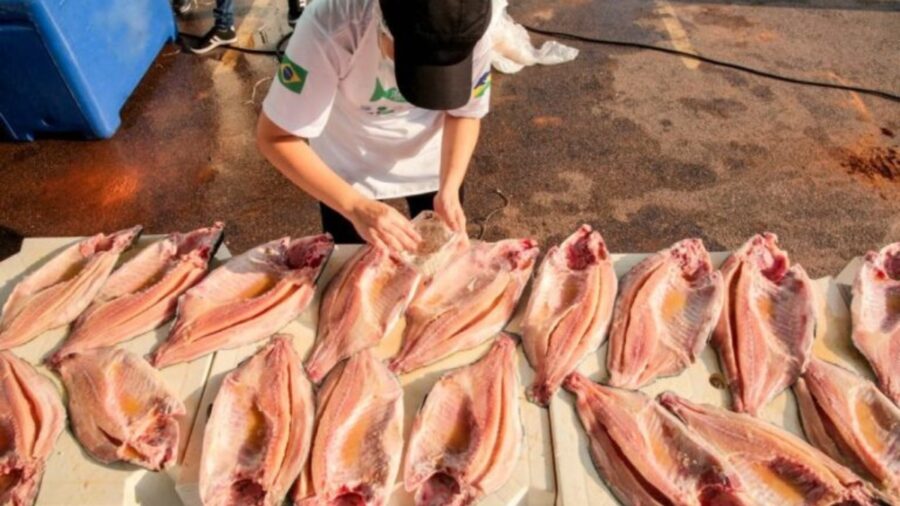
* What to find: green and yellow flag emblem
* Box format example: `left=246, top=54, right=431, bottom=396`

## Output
left=278, top=55, right=308, bottom=94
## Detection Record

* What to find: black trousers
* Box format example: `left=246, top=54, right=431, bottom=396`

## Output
left=320, top=188, right=463, bottom=244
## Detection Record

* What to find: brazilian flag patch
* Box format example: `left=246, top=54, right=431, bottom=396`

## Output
left=278, top=55, right=308, bottom=94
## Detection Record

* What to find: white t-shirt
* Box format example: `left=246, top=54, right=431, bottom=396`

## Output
left=262, top=0, right=493, bottom=199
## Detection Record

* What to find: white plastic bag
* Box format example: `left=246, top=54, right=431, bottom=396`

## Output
left=489, top=0, right=579, bottom=74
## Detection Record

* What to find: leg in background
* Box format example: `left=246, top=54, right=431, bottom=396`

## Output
left=213, top=0, right=235, bottom=29
left=320, top=203, right=364, bottom=244
left=406, top=186, right=465, bottom=219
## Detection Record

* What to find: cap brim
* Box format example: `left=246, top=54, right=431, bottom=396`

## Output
left=394, top=49, right=472, bottom=111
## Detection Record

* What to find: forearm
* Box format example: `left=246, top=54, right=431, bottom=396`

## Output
left=440, top=115, right=481, bottom=193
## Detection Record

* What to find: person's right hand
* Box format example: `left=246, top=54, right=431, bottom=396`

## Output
left=347, top=198, right=422, bottom=252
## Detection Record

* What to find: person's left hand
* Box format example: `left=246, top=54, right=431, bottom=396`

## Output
left=434, top=189, right=466, bottom=233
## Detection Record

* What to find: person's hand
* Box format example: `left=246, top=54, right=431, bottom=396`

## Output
left=347, top=197, right=421, bottom=252
left=434, top=189, right=466, bottom=233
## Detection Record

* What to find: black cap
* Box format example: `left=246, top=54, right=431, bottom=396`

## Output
left=380, top=0, right=491, bottom=110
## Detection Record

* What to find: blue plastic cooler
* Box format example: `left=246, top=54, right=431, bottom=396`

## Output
left=0, top=0, right=177, bottom=140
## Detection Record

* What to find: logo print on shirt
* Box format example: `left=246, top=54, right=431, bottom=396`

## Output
left=278, top=55, right=308, bottom=94
left=473, top=71, right=491, bottom=98
left=370, top=78, right=407, bottom=103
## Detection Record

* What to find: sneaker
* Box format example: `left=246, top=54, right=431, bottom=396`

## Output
left=188, top=26, right=238, bottom=55
left=287, top=0, right=306, bottom=26
left=172, top=0, right=193, bottom=16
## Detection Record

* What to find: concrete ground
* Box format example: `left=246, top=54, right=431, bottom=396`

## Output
left=0, top=0, right=898, bottom=276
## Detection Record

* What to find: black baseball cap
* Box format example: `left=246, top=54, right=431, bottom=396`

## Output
left=380, top=0, right=492, bottom=110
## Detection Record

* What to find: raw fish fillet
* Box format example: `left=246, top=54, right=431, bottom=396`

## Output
left=55, top=347, right=184, bottom=470
left=305, top=246, right=420, bottom=383
left=660, top=392, right=880, bottom=505
left=565, top=373, right=750, bottom=505
left=521, top=225, right=617, bottom=406
left=149, top=234, right=333, bottom=368
left=606, top=238, right=724, bottom=389
left=296, top=350, right=403, bottom=506
left=794, top=358, right=900, bottom=501
left=712, top=233, right=815, bottom=415
left=404, top=334, right=522, bottom=506
left=50, top=223, right=224, bottom=364
left=851, top=242, right=900, bottom=405
left=200, top=336, right=314, bottom=506
left=0, top=226, right=142, bottom=350
left=389, top=239, right=539, bottom=374
left=400, top=211, right=469, bottom=284
left=0, top=352, right=65, bottom=506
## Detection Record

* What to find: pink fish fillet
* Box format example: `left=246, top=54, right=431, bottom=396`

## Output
left=0, top=352, right=65, bottom=506
left=200, top=336, right=314, bottom=506
left=149, top=234, right=333, bottom=368
left=564, top=373, right=751, bottom=505
left=389, top=239, right=539, bottom=374
left=55, top=347, right=185, bottom=470
left=606, top=238, right=724, bottom=390
left=793, top=358, right=900, bottom=502
left=0, top=226, right=142, bottom=350
left=521, top=225, right=617, bottom=406
left=712, top=233, right=815, bottom=415
left=50, top=223, right=224, bottom=365
left=294, top=350, right=403, bottom=506
left=404, top=335, right=522, bottom=506
left=851, top=242, right=900, bottom=406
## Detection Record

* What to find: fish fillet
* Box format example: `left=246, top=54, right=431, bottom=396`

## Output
left=712, top=233, right=815, bottom=415
left=0, top=352, right=65, bottom=506
left=295, top=351, right=403, bottom=505
left=521, top=225, right=617, bottom=406
left=400, top=211, right=469, bottom=283
left=55, top=347, right=185, bottom=470
left=794, top=358, right=900, bottom=501
left=0, top=226, right=142, bottom=350
left=851, top=242, right=900, bottom=405
left=606, top=238, right=724, bottom=389
left=660, top=392, right=880, bottom=505
left=200, top=336, right=314, bottom=506
left=565, top=373, right=750, bottom=505
left=149, top=234, right=333, bottom=368
left=404, top=334, right=522, bottom=506
left=50, top=223, right=224, bottom=365
left=389, top=238, right=539, bottom=374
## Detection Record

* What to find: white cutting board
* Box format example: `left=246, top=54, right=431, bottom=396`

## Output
left=177, top=244, right=555, bottom=506
left=550, top=253, right=871, bottom=506
left=0, top=235, right=229, bottom=506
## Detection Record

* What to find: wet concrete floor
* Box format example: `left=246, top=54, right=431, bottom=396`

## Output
left=0, top=0, right=898, bottom=276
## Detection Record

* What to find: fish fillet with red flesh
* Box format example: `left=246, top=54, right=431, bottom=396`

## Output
left=50, top=223, right=224, bottom=365
left=521, top=225, right=617, bottom=406
left=794, top=358, right=900, bottom=502
left=200, top=336, right=314, bottom=506
left=0, top=226, right=142, bottom=350
left=565, top=373, right=750, bottom=505
left=0, top=352, right=65, bottom=506
left=712, top=233, right=815, bottom=415
left=55, top=347, right=185, bottom=470
left=149, top=234, right=333, bottom=368
left=404, top=334, right=522, bottom=506
left=851, top=242, right=900, bottom=405
left=389, top=239, right=539, bottom=374
left=660, top=392, right=880, bottom=505
left=606, top=238, right=724, bottom=390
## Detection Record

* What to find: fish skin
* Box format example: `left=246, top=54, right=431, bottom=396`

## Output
left=295, top=350, right=403, bottom=506
left=712, top=233, right=815, bottom=415
left=564, top=373, right=752, bottom=506
left=0, top=226, right=142, bottom=350
left=55, top=347, right=185, bottom=471
left=0, top=352, right=66, bottom=506
left=200, top=336, right=314, bottom=506
left=521, top=225, right=617, bottom=406
left=49, top=223, right=224, bottom=365
left=851, top=242, right=900, bottom=406
left=404, top=334, right=523, bottom=506
left=149, top=234, right=333, bottom=368
left=793, top=358, right=900, bottom=502
left=606, top=238, right=724, bottom=390
left=389, top=238, right=539, bottom=374
left=660, top=392, right=881, bottom=505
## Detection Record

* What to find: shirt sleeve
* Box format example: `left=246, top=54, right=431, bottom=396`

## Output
left=448, top=32, right=492, bottom=119
left=261, top=0, right=349, bottom=138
